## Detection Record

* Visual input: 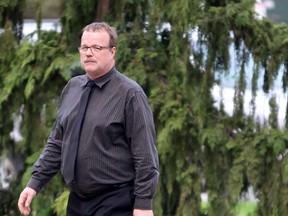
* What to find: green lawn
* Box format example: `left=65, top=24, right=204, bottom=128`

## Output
left=201, top=201, right=257, bottom=216
left=235, top=201, right=257, bottom=216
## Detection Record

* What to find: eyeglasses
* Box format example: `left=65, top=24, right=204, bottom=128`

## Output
left=78, top=45, right=112, bottom=53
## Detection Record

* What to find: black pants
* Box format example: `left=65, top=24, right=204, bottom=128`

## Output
left=66, top=184, right=134, bottom=216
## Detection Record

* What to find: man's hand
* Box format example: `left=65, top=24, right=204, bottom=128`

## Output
left=18, top=187, right=37, bottom=216
left=133, top=209, right=154, bottom=216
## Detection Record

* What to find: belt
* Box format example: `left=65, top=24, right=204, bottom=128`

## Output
left=70, top=182, right=133, bottom=199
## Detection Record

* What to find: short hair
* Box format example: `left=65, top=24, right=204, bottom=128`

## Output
left=81, top=22, right=117, bottom=47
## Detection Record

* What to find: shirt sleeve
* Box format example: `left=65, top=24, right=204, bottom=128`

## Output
left=26, top=82, right=73, bottom=193
left=125, top=90, right=160, bottom=210
left=26, top=117, right=63, bottom=193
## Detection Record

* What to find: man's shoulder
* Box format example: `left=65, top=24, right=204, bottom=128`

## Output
left=69, top=74, right=86, bottom=83
left=114, top=71, right=142, bottom=91
left=65, top=75, right=86, bottom=87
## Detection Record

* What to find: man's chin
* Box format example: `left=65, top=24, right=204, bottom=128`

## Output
left=84, top=66, right=98, bottom=73
left=84, top=62, right=97, bottom=67
left=85, top=69, right=104, bottom=79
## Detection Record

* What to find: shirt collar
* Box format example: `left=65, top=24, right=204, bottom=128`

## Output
left=82, top=67, right=116, bottom=88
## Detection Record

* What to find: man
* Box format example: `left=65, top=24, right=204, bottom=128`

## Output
left=18, top=22, right=159, bottom=216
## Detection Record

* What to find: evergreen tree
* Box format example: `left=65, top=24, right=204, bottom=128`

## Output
left=1, top=0, right=288, bottom=215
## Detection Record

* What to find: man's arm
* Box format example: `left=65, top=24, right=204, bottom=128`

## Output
left=26, top=118, right=63, bottom=192
left=18, top=117, right=63, bottom=215
left=125, top=90, right=160, bottom=210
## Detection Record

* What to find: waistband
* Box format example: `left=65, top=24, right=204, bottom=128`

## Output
left=70, top=181, right=134, bottom=199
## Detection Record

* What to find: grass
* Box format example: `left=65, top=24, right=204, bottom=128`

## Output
left=235, top=201, right=257, bottom=216
left=201, top=201, right=257, bottom=216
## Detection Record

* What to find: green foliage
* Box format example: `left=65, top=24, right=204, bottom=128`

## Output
left=0, top=0, right=25, bottom=31
left=53, top=190, right=69, bottom=216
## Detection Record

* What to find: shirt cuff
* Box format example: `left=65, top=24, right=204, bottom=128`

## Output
left=26, top=178, right=44, bottom=194
left=134, top=198, right=153, bottom=210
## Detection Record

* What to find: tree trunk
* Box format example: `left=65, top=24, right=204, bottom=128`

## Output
left=95, top=0, right=110, bottom=21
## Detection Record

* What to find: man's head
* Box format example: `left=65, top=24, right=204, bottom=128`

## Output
left=79, top=22, right=117, bottom=80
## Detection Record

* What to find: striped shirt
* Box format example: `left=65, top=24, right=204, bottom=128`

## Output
left=27, top=67, right=159, bottom=209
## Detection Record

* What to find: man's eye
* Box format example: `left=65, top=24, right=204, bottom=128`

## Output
left=81, top=47, right=88, bottom=51
left=91, top=46, right=101, bottom=51
left=92, top=46, right=101, bottom=51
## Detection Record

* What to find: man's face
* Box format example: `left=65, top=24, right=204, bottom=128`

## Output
left=80, top=31, right=116, bottom=79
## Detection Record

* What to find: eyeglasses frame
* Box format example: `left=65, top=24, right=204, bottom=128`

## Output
left=78, top=45, right=114, bottom=53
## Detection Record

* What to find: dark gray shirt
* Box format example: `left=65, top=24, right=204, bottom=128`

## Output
left=27, top=67, right=159, bottom=209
